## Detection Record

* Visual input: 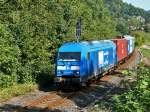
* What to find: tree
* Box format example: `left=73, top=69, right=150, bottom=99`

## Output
left=0, top=0, right=118, bottom=88
left=0, top=23, right=20, bottom=88
left=116, top=22, right=129, bottom=35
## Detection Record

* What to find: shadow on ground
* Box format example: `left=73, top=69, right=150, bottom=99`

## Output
left=63, top=79, right=127, bottom=112
left=0, top=104, right=62, bottom=112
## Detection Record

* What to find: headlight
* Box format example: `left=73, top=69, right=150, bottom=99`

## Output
left=76, top=71, right=79, bottom=74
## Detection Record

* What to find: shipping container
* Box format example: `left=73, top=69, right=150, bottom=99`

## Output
left=124, top=35, right=135, bottom=55
left=111, top=39, right=128, bottom=62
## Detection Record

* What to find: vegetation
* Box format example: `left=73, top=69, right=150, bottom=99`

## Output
left=0, top=0, right=117, bottom=98
left=113, top=65, right=150, bottom=112
left=144, top=33, right=150, bottom=45
left=131, top=31, right=146, bottom=46
left=104, top=0, right=150, bottom=22
left=140, top=48, right=150, bottom=57
left=0, top=0, right=150, bottom=102
left=131, top=31, right=150, bottom=46
left=0, top=83, right=37, bottom=102
left=104, top=0, right=150, bottom=35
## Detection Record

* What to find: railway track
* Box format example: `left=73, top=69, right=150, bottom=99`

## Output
left=24, top=91, right=76, bottom=110
left=0, top=49, right=142, bottom=112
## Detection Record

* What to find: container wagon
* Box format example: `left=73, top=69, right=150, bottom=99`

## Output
left=124, top=35, right=135, bottom=55
left=111, top=39, right=128, bottom=63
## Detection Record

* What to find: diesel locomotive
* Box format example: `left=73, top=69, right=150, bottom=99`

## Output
left=55, top=35, right=135, bottom=86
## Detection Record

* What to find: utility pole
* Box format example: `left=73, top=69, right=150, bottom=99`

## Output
left=76, top=18, right=82, bottom=42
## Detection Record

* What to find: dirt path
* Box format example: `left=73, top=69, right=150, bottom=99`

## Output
left=143, top=57, right=150, bottom=66
left=142, top=45, right=150, bottom=50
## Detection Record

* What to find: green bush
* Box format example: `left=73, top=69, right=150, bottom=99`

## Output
left=113, top=65, right=150, bottom=112
left=17, top=66, right=33, bottom=83
left=131, top=31, right=145, bottom=47
left=0, top=23, right=20, bottom=88
left=0, top=74, right=14, bottom=88
left=36, top=65, right=55, bottom=88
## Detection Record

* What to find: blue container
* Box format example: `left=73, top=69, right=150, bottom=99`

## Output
left=56, top=40, right=117, bottom=84
left=124, top=35, right=135, bottom=55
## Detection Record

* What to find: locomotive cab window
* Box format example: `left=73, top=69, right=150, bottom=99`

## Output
left=59, top=52, right=81, bottom=60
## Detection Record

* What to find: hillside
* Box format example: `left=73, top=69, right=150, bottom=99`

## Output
left=104, top=0, right=150, bottom=22
left=103, top=0, right=150, bottom=34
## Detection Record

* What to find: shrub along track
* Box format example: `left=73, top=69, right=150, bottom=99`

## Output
left=0, top=49, right=142, bottom=112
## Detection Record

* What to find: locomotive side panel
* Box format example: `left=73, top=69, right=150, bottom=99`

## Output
left=87, top=44, right=117, bottom=79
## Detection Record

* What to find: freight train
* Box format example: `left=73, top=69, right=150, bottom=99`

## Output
left=55, top=35, right=135, bottom=86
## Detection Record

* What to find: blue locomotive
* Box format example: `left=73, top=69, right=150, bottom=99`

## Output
left=55, top=40, right=117, bottom=86
left=55, top=36, right=135, bottom=87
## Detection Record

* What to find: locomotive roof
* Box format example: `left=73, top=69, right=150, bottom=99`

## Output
left=59, top=40, right=116, bottom=52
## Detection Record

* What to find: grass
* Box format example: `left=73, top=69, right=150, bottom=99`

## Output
left=144, top=33, right=150, bottom=45
left=0, top=83, right=37, bottom=102
left=140, top=48, right=150, bottom=57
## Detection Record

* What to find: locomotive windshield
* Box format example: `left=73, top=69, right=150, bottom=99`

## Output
left=58, top=52, right=81, bottom=60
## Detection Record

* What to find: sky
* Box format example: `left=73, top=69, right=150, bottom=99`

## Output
left=122, top=0, right=150, bottom=11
